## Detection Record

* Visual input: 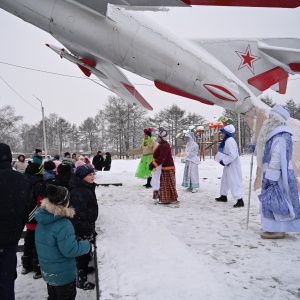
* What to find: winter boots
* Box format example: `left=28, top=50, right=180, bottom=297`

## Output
left=77, top=269, right=95, bottom=290
left=145, top=177, right=152, bottom=188
left=21, top=256, right=42, bottom=279
left=215, top=195, right=228, bottom=202
left=233, top=199, right=244, bottom=208
left=32, top=258, right=42, bottom=279
left=21, top=256, right=33, bottom=275
left=260, top=232, right=285, bottom=239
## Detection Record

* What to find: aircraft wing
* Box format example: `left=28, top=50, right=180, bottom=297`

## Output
left=46, top=44, right=153, bottom=110
left=70, top=0, right=299, bottom=16
left=93, top=58, right=153, bottom=110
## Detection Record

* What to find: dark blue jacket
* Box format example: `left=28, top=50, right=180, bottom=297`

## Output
left=0, top=161, right=30, bottom=248
left=69, top=176, right=98, bottom=239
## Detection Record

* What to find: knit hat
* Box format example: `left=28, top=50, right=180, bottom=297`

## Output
left=76, top=164, right=94, bottom=179
left=25, top=161, right=44, bottom=175
left=220, top=124, right=235, bottom=137
left=46, top=184, right=70, bottom=206
left=144, top=128, right=152, bottom=137
left=35, top=149, right=42, bottom=153
left=158, top=127, right=168, bottom=139
left=0, top=143, right=12, bottom=163
left=75, top=160, right=85, bottom=168
left=62, top=157, right=72, bottom=164
left=44, top=160, right=56, bottom=171
left=64, top=152, right=71, bottom=157
left=269, top=105, right=290, bottom=121
left=57, top=161, right=72, bottom=173
left=53, top=154, right=60, bottom=160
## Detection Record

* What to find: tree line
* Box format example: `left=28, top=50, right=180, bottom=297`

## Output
left=0, top=95, right=299, bottom=158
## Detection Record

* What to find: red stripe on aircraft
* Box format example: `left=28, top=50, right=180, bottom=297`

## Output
left=154, top=81, right=214, bottom=106
left=289, top=63, right=300, bottom=72
left=122, top=83, right=153, bottom=110
left=77, top=59, right=95, bottom=77
left=248, top=67, right=288, bottom=94
left=180, top=0, right=300, bottom=8
left=203, top=84, right=238, bottom=102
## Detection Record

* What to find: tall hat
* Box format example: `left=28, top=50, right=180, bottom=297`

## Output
left=158, top=127, right=168, bottom=140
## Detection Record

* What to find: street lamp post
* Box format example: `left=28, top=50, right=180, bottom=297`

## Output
left=34, top=95, right=48, bottom=160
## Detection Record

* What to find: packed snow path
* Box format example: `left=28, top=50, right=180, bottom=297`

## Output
left=16, top=156, right=300, bottom=299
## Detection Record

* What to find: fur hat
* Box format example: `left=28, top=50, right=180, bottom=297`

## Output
left=269, top=105, right=290, bottom=121
left=18, top=154, right=25, bottom=161
left=220, top=124, right=235, bottom=137
left=44, top=160, right=56, bottom=171
left=0, top=143, right=12, bottom=163
left=76, top=164, right=94, bottom=179
left=144, top=128, right=152, bottom=137
left=25, top=161, right=44, bottom=175
left=158, top=128, right=168, bottom=139
left=35, top=149, right=42, bottom=153
left=46, top=184, right=70, bottom=206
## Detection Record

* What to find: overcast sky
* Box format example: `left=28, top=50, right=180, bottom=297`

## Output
left=0, top=5, right=299, bottom=125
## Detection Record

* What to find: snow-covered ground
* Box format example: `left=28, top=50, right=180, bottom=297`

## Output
left=15, top=155, right=300, bottom=299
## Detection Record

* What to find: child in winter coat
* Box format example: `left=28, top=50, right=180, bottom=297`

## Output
left=22, top=162, right=46, bottom=279
left=69, top=164, right=98, bottom=290
left=35, top=184, right=91, bottom=299
left=14, top=154, right=28, bottom=173
left=43, top=160, right=56, bottom=185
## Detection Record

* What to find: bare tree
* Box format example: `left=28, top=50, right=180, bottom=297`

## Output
left=0, top=105, right=23, bottom=148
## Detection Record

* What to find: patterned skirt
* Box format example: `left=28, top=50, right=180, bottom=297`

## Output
left=160, top=169, right=178, bottom=203
left=135, top=153, right=153, bottom=179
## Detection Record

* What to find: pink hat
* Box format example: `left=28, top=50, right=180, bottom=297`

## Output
left=75, top=160, right=85, bottom=168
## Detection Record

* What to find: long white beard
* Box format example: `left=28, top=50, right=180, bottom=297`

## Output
left=256, top=115, right=286, bottom=167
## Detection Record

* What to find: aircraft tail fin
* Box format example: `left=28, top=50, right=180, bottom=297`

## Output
left=191, top=38, right=300, bottom=97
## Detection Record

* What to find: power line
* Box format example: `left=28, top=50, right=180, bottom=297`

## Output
left=0, top=61, right=155, bottom=86
left=0, top=74, right=40, bottom=111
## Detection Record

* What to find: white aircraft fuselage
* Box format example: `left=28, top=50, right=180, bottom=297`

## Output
left=0, top=0, right=254, bottom=113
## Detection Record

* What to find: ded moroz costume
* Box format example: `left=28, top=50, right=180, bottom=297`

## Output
left=256, top=105, right=300, bottom=239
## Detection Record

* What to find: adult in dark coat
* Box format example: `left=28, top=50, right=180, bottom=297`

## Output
left=103, top=152, right=112, bottom=171
left=92, top=151, right=104, bottom=171
left=0, top=143, right=30, bottom=300
left=69, top=165, right=98, bottom=290
left=22, top=162, right=46, bottom=279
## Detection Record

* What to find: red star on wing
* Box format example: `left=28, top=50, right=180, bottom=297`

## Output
left=236, top=45, right=261, bottom=74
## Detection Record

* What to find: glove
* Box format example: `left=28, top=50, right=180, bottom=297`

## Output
left=219, top=160, right=225, bottom=166
left=149, top=162, right=155, bottom=171
left=248, top=143, right=256, bottom=153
